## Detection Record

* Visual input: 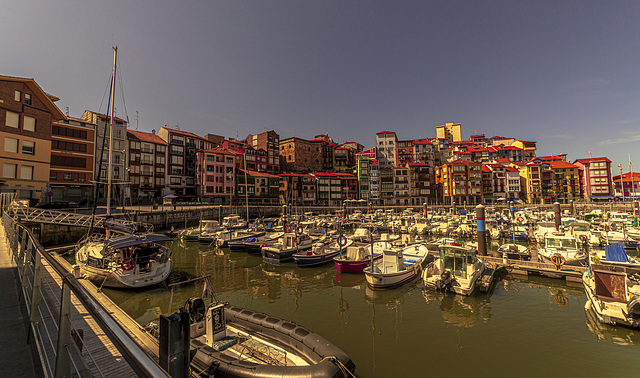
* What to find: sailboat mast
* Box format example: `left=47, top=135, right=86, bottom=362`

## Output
left=107, top=46, right=117, bottom=216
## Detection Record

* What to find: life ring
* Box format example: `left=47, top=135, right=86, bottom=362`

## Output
left=296, top=236, right=302, bottom=245
left=554, top=294, right=568, bottom=306
left=517, top=216, right=524, bottom=223
left=120, top=258, right=135, bottom=271
left=284, top=224, right=293, bottom=233
left=339, top=298, right=350, bottom=312
left=296, top=226, right=304, bottom=236
left=551, top=253, right=566, bottom=266
left=337, top=235, right=347, bottom=247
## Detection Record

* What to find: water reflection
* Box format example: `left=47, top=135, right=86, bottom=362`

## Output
left=423, top=289, right=493, bottom=328
left=334, top=271, right=367, bottom=289
left=584, top=305, right=640, bottom=345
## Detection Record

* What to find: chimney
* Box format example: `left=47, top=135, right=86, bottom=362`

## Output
left=152, top=129, right=156, bottom=135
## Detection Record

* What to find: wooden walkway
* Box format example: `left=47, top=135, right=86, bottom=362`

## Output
left=481, top=255, right=586, bottom=283
left=38, top=255, right=138, bottom=377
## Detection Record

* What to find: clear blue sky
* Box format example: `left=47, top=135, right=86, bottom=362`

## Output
left=3, top=1, right=640, bottom=171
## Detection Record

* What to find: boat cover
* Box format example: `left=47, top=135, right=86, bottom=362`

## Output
left=604, top=244, right=628, bottom=262
left=103, top=234, right=173, bottom=250
left=102, top=216, right=134, bottom=234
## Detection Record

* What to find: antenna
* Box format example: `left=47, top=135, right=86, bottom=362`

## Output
left=135, top=110, right=139, bottom=130
left=175, top=123, right=179, bottom=131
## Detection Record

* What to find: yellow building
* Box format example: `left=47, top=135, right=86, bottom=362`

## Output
left=511, top=140, right=537, bottom=160
left=1, top=76, right=65, bottom=201
left=435, top=122, right=462, bottom=143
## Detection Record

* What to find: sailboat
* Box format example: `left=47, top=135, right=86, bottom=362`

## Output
left=75, top=47, right=173, bottom=288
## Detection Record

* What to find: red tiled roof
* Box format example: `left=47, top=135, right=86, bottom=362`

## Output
left=161, top=127, right=206, bottom=140
left=548, top=161, right=577, bottom=169
left=128, top=130, right=167, bottom=145
left=408, top=162, right=428, bottom=167
left=277, top=173, right=313, bottom=178
left=498, top=146, right=522, bottom=151
left=376, top=131, right=396, bottom=134
left=574, top=157, right=612, bottom=164
left=201, top=147, right=240, bottom=155
left=481, top=166, right=491, bottom=172
left=412, top=138, right=433, bottom=144
left=240, top=169, right=279, bottom=178
left=447, top=159, right=477, bottom=165
left=505, top=166, right=519, bottom=172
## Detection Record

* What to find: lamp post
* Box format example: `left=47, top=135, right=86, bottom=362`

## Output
left=620, top=164, right=625, bottom=202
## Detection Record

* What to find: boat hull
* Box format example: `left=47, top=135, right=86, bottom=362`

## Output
left=294, top=250, right=342, bottom=267
left=365, top=265, right=421, bottom=289
left=334, top=254, right=382, bottom=273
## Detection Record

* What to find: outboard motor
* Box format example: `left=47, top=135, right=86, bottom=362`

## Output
left=437, top=270, right=453, bottom=292
left=579, top=235, right=588, bottom=248
left=626, top=297, right=640, bottom=319
left=183, top=297, right=206, bottom=323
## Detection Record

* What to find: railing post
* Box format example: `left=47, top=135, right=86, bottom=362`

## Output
left=54, top=280, right=72, bottom=378
left=29, top=251, right=43, bottom=323
left=21, top=238, right=34, bottom=294
left=18, top=229, right=28, bottom=270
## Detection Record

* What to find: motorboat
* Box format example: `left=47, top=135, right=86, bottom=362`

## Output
left=423, top=244, right=485, bottom=296
left=261, top=233, right=322, bottom=263
left=181, top=220, right=222, bottom=242
left=148, top=295, right=355, bottom=377
left=230, top=232, right=285, bottom=255
left=215, top=229, right=266, bottom=248
left=293, top=238, right=353, bottom=267
left=363, top=244, right=430, bottom=289
left=583, top=263, right=640, bottom=329
left=538, top=232, right=587, bottom=266
left=496, top=243, right=531, bottom=261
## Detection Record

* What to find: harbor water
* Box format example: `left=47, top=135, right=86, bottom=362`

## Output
left=102, top=239, right=640, bottom=377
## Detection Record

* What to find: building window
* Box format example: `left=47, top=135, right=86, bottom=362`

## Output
left=4, top=137, right=18, bottom=153
left=24, top=93, right=32, bottom=105
left=23, top=116, right=36, bottom=132
left=3, top=163, right=17, bottom=178
left=22, top=140, right=35, bottom=155
left=5, top=111, right=19, bottom=128
left=14, top=91, right=21, bottom=101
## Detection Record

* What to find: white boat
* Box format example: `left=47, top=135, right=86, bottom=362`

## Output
left=75, top=233, right=172, bottom=288
left=181, top=220, right=223, bottom=242
left=364, top=244, right=430, bottom=289
left=75, top=47, right=173, bottom=289
left=261, top=232, right=322, bottom=263
left=583, top=263, right=640, bottom=329
left=538, top=232, right=587, bottom=266
left=497, top=243, right=531, bottom=260
left=423, top=244, right=485, bottom=296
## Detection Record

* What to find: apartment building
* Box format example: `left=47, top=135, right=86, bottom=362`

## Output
left=0, top=75, right=65, bottom=201
left=376, top=131, right=398, bottom=169
left=436, top=159, right=482, bottom=206
left=50, top=117, right=95, bottom=204
left=127, top=130, right=167, bottom=201
left=573, top=157, right=614, bottom=201
left=245, top=130, right=280, bottom=173
left=197, top=148, right=238, bottom=204
left=278, top=173, right=317, bottom=205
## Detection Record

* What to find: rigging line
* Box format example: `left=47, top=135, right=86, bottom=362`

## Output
left=98, top=73, right=112, bottom=115
left=116, top=53, right=130, bottom=124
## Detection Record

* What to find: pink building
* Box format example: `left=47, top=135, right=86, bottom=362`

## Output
left=573, top=157, right=613, bottom=201
left=196, top=148, right=239, bottom=204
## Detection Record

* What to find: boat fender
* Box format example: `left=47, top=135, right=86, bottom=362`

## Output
left=296, top=236, right=302, bottom=245
left=284, top=224, right=293, bottom=233
left=296, top=226, right=304, bottom=235
left=120, top=258, right=135, bottom=271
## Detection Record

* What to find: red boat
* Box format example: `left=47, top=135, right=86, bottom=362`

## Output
left=333, top=241, right=391, bottom=273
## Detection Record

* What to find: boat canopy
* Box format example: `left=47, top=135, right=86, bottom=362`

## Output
left=604, top=245, right=629, bottom=263
left=103, top=234, right=172, bottom=251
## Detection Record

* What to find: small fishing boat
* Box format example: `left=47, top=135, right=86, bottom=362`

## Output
left=333, top=241, right=391, bottom=273
left=423, top=244, right=485, bottom=296
left=583, top=262, right=640, bottom=329
left=538, top=232, right=587, bottom=266
left=293, top=238, right=353, bottom=267
left=261, top=233, right=319, bottom=263
left=364, top=244, right=430, bottom=289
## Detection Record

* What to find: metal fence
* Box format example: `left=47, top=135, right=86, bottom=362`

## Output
left=1, top=193, right=169, bottom=378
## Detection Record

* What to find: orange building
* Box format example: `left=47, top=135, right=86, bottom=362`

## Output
left=435, top=159, right=482, bottom=205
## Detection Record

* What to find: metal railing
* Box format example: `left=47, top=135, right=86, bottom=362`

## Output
left=1, top=195, right=169, bottom=378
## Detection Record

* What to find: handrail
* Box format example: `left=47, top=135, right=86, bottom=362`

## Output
left=3, top=213, right=170, bottom=378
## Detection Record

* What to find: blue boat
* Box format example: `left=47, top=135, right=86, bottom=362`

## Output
left=293, top=239, right=353, bottom=267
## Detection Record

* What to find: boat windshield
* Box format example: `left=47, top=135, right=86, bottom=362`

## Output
left=546, top=238, right=576, bottom=249
left=441, top=248, right=470, bottom=279
left=572, top=225, right=587, bottom=232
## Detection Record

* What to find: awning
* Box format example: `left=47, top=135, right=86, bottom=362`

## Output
left=103, top=234, right=173, bottom=250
